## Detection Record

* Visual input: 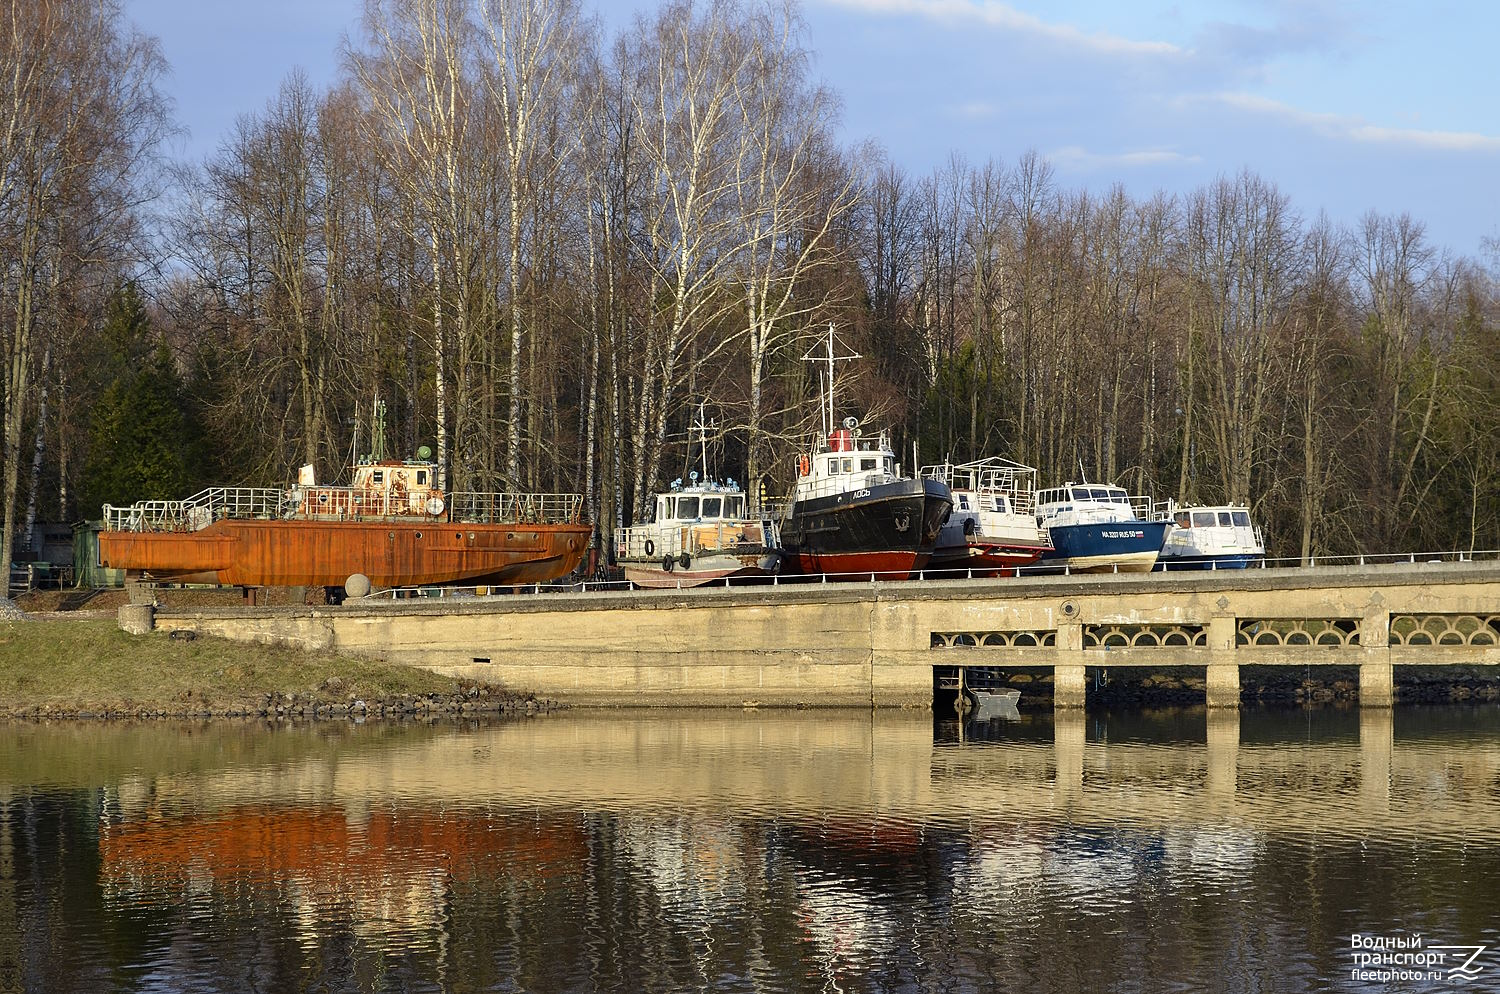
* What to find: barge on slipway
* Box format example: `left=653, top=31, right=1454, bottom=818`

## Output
left=99, top=449, right=591, bottom=595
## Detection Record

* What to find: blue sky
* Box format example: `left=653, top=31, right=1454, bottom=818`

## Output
left=129, top=0, right=1500, bottom=256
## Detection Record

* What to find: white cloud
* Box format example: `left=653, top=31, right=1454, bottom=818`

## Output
left=949, top=100, right=998, bottom=119
left=820, top=0, right=1182, bottom=57
left=1205, top=92, right=1500, bottom=153
left=1048, top=145, right=1203, bottom=170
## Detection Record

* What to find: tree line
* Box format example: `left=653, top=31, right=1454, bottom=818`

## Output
left=2, top=0, right=1497, bottom=575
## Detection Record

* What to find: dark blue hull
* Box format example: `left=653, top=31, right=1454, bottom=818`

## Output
left=1156, top=552, right=1264, bottom=571
left=1038, top=521, right=1171, bottom=573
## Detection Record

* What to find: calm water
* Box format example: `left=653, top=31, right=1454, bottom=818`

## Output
left=4, top=706, right=1500, bottom=993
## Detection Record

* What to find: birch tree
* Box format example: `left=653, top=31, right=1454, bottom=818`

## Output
left=0, top=0, right=170, bottom=571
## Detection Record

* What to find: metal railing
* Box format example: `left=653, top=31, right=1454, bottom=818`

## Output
left=104, top=487, right=585, bottom=531
left=104, top=488, right=287, bottom=532
left=449, top=492, right=584, bottom=524
left=349, top=547, right=1500, bottom=599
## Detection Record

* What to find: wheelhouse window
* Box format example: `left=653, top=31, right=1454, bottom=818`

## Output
left=659, top=496, right=671, bottom=520
left=883, top=458, right=894, bottom=475
left=1175, top=512, right=1192, bottom=528
left=1192, top=511, right=1216, bottom=527
left=701, top=497, right=723, bottom=518
left=860, top=458, right=876, bottom=471
left=416, top=471, right=427, bottom=485
left=676, top=497, right=700, bottom=519
left=1232, top=510, right=1251, bottom=527
left=1218, top=511, right=1233, bottom=526
left=827, top=458, right=839, bottom=474
left=726, top=495, right=744, bottom=518
left=372, top=471, right=384, bottom=485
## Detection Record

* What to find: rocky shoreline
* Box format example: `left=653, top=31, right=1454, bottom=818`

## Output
left=1, top=676, right=563, bottom=721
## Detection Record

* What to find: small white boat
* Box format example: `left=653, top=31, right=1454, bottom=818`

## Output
left=1156, top=504, right=1265, bottom=570
left=920, top=458, right=1052, bottom=576
left=969, top=688, right=1022, bottom=720
left=615, top=478, right=780, bottom=588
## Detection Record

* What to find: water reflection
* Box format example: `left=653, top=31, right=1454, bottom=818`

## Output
left=4, top=708, right=1500, bottom=992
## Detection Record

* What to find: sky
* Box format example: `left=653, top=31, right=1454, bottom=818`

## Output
left=127, top=0, right=1500, bottom=257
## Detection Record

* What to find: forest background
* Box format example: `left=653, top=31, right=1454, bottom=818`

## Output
left=2, top=0, right=1498, bottom=575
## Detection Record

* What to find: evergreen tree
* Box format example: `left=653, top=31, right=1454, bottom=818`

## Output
left=80, top=284, right=194, bottom=518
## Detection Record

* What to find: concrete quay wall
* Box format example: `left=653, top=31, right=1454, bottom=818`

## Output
left=147, top=562, right=1500, bottom=709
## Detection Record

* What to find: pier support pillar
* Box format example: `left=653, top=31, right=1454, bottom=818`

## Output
left=1205, top=709, right=1240, bottom=798
left=1359, top=603, right=1394, bottom=708
left=1205, top=663, right=1241, bottom=709
left=1054, top=664, right=1087, bottom=709
left=1359, top=658, right=1394, bottom=708
left=1054, top=709, right=1085, bottom=797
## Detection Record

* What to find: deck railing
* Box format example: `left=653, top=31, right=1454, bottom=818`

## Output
left=616, top=520, right=773, bottom=560
left=448, top=492, right=584, bottom=524
left=105, top=487, right=585, bottom=531
left=104, top=488, right=287, bottom=532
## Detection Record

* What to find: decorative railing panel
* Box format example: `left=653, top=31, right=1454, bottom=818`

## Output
left=931, top=631, right=1057, bottom=649
left=1237, top=618, right=1360, bottom=647
left=1085, top=624, right=1207, bottom=648
left=1390, top=614, right=1500, bottom=646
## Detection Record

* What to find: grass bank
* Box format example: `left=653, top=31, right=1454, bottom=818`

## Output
left=0, top=617, right=539, bottom=719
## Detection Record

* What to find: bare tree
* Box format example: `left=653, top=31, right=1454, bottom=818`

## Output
left=1, top=0, right=170, bottom=572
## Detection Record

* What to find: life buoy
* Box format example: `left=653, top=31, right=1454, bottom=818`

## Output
left=644, top=538, right=655, bottom=557
left=798, top=454, right=810, bottom=476
left=425, top=496, right=445, bottom=516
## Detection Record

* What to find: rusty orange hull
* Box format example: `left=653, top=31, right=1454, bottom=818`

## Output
left=99, top=518, right=591, bottom=588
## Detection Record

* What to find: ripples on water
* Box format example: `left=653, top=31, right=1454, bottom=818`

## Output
left=4, top=707, right=1500, bottom=992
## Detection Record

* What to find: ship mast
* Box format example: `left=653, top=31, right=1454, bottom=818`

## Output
left=688, top=400, right=716, bottom=482
left=801, top=323, right=861, bottom=439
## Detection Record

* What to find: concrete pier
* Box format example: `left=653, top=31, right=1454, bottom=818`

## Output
left=145, top=561, right=1500, bottom=710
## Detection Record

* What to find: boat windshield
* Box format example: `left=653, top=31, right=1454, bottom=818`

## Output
left=1218, top=511, right=1233, bottom=526
left=676, top=496, right=699, bottom=519
left=701, top=496, right=722, bottom=518
left=1175, top=512, right=1191, bottom=528
left=1232, top=510, right=1251, bottom=527
left=726, top=495, right=744, bottom=518
left=1192, top=511, right=1216, bottom=527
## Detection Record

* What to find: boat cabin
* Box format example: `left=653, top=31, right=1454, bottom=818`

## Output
left=1172, top=507, right=1253, bottom=531
left=796, top=429, right=899, bottom=500
left=1158, top=503, right=1266, bottom=564
left=1036, top=483, right=1152, bottom=527
left=654, top=489, right=747, bottom=524
left=298, top=459, right=447, bottom=519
